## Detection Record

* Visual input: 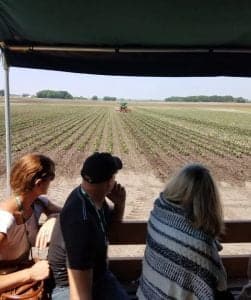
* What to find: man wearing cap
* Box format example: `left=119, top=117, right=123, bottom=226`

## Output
left=48, top=152, right=129, bottom=300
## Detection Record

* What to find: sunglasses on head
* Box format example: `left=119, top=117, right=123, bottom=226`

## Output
left=40, top=171, right=55, bottom=181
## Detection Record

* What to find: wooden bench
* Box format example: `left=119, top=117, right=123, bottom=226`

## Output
left=108, top=220, right=251, bottom=298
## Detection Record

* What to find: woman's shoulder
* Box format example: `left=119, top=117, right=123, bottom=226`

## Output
left=153, top=193, right=184, bottom=215
left=0, top=209, right=15, bottom=234
left=152, top=193, right=216, bottom=245
left=0, top=209, right=14, bottom=220
left=35, top=195, right=49, bottom=208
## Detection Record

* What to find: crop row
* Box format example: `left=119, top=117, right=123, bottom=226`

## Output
left=11, top=108, right=100, bottom=152
left=47, top=109, right=104, bottom=151
left=121, top=113, right=186, bottom=159
left=135, top=110, right=250, bottom=157
left=119, top=110, right=249, bottom=164
left=77, top=109, right=107, bottom=151
left=141, top=107, right=251, bottom=138
left=136, top=108, right=251, bottom=156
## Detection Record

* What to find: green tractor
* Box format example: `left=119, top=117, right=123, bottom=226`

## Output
left=119, top=102, right=128, bottom=112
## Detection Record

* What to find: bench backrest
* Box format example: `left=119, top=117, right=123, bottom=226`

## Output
left=108, top=220, right=251, bottom=281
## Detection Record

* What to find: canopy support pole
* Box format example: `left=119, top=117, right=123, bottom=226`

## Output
left=2, top=50, right=11, bottom=196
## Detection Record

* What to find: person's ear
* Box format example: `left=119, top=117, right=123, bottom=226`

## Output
left=107, top=178, right=113, bottom=186
left=108, top=177, right=116, bottom=190
left=102, top=180, right=110, bottom=191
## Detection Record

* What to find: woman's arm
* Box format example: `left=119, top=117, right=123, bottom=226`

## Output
left=35, top=198, right=62, bottom=248
left=0, top=233, right=49, bottom=292
left=43, top=199, right=62, bottom=217
left=0, top=268, right=32, bottom=293
left=0, top=260, right=50, bottom=293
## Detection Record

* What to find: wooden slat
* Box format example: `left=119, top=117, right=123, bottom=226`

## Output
left=109, top=220, right=251, bottom=244
left=109, top=257, right=142, bottom=282
left=222, top=255, right=250, bottom=279
left=109, top=221, right=147, bottom=244
left=223, top=221, right=251, bottom=243
left=109, top=255, right=250, bottom=282
left=109, top=220, right=251, bottom=283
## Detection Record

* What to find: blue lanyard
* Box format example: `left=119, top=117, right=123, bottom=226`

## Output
left=80, top=187, right=106, bottom=235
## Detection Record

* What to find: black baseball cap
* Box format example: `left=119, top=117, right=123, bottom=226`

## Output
left=81, top=152, right=123, bottom=184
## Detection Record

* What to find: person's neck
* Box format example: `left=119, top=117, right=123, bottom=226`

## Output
left=81, top=183, right=105, bottom=209
left=14, top=191, right=39, bottom=211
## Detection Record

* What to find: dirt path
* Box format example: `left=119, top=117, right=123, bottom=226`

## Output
left=1, top=170, right=249, bottom=220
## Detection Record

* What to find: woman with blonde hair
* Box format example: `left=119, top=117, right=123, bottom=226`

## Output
left=0, top=153, right=61, bottom=294
left=137, top=163, right=232, bottom=300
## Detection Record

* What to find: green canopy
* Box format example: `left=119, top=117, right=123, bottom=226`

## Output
left=1, top=0, right=251, bottom=76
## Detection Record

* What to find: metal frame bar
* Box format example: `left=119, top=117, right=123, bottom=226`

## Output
left=2, top=43, right=251, bottom=54
left=1, top=50, right=11, bottom=196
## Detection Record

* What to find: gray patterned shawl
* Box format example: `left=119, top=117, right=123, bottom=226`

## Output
left=137, top=193, right=227, bottom=300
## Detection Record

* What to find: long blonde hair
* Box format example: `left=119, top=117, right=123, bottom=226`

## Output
left=163, top=164, right=224, bottom=237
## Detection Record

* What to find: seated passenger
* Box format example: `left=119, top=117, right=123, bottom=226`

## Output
left=137, top=163, right=232, bottom=300
left=48, top=152, right=129, bottom=300
left=0, top=153, right=61, bottom=293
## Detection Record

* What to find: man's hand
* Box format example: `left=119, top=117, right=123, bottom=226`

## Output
left=107, top=182, right=126, bottom=205
left=107, top=182, right=126, bottom=221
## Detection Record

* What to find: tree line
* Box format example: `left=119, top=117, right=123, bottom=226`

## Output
left=36, top=92, right=118, bottom=101
left=36, top=90, right=73, bottom=99
left=0, top=89, right=249, bottom=102
left=0, top=90, right=118, bottom=100
left=164, top=95, right=247, bottom=103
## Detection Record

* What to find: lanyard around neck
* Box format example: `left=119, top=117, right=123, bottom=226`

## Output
left=80, top=186, right=106, bottom=235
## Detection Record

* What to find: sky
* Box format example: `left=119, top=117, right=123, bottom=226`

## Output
left=1, top=65, right=251, bottom=101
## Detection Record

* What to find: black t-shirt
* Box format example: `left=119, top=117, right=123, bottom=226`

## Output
left=48, top=186, right=111, bottom=287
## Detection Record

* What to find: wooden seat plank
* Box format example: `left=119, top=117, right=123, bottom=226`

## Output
left=108, top=220, right=251, bottom=284
left=109, top=220, right=251, bottom=244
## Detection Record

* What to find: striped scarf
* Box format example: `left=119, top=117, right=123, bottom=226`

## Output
left=137, top=193, right=227, bottom=300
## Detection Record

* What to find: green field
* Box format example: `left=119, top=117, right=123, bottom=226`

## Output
left=0, top=99, right=250, bottom=182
